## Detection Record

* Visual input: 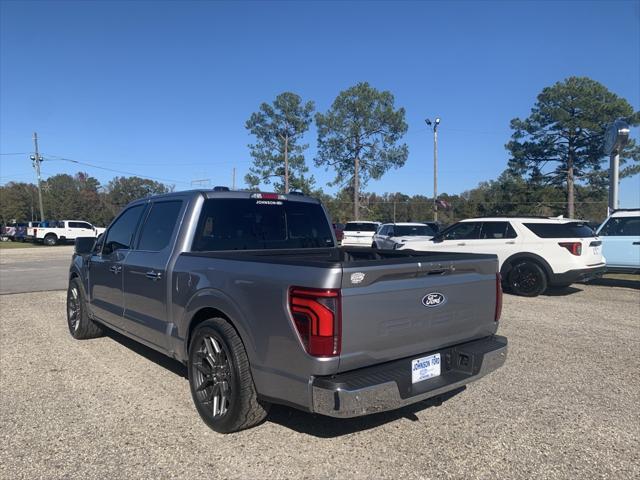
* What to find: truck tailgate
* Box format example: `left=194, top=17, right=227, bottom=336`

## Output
left=339, top=256, right=499, bottom=372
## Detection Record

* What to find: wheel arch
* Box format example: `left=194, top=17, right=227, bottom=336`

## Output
left=181, top=290, right=256, bottom=365
left=500, top=252, right=553, bottom=281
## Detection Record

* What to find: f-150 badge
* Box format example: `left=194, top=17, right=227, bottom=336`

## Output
left=350, top=272, right=366, bottom=284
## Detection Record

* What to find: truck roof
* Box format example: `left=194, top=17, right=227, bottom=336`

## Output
left=128, top=189, right=320, bottom=204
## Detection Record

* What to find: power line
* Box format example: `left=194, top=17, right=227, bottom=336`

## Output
left=41, top=155, right=191, bottom=185
left=43, top=153, right=252, bottom=168
left=0, top=152, right=28, bottom=156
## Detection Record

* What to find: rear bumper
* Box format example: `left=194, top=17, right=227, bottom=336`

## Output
left=311, top=335, right=507, bottom=418
left=550, top=264, right=605, bottom=285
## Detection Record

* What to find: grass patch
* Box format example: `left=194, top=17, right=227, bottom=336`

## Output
left=0, top=241, right=38, bottom=249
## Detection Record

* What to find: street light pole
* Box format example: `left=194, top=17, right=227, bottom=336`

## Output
left=425, top=117, right=441, bottom=222
left=604, top=119, right=630, bottom=214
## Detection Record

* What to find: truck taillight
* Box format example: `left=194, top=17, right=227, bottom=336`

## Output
left=289, top=287, right=341, bottom=357
left=495, top=273, right=502, bottom=322
left=558, top=242, right=582, bottom=256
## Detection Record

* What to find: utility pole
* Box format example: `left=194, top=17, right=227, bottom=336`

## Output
left=425, top=117, right=441, bottom=221
left=232, top=167, right=236, bottom=190
left=30, top=132, right=45, bottom=221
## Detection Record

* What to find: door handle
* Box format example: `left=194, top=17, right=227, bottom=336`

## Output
left=633, top=242, right=640, bottom=245
left=109, top=265, right=122, bottom=274
left=457, top=242, right=466, bottom=246
left=505, top=241, right=516, bottom=245
left=145, top=271, right=162, bottom=281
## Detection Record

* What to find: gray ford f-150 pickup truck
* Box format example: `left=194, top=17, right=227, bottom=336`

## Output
left=67, top=189, right=507, bottom=433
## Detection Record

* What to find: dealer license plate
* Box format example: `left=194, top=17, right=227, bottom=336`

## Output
left=411, top=353, right=441, bottom=384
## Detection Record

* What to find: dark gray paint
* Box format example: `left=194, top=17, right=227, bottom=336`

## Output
left=70, top=190, right=504, bottom=414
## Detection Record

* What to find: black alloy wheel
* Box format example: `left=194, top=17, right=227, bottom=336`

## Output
left=508, top=261, right=547, bottom=297
left=188, top=318, right=269, bottom=433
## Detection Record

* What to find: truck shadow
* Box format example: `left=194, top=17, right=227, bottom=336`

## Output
left=265, top=387, right=465, bottom=437
left=104, top=327, right=465, bottom=437
left=104, top=329, right=188, bottom=379
left=541, top=286, right=583, bottom=296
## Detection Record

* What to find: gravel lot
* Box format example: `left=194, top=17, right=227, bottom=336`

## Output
left=0, top=263, right=638, bottom=479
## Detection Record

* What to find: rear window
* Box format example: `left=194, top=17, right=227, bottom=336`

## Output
left=524, top=222, right=596, bottom=238
left=344, top=222, right=378, bottom=232
left=192, top=199, right=335, bottom=251
left=394, top=225, right=434, bottom=236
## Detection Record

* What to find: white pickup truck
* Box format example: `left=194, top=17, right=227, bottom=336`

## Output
left=30, top=220, right=105, bottom=246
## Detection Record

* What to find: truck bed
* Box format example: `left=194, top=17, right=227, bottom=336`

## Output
left=181, top=246, right=496, bottom=267
left=176, top=247, right=500, bottom=376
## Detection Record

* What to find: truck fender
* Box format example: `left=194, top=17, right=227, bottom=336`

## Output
left=180, top=288, right=257, bottom=365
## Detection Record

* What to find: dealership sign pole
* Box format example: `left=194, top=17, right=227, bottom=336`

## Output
left=604, top=119, right=630, bottom=214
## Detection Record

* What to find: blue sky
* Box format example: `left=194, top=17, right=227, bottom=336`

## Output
left=1, top=0, right=639, bottom=207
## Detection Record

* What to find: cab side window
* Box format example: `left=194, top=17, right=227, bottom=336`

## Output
left=137, top=201, right=183, bottom=252
left=102, top=205, right=145, bottom=255
left=69, top=221, right=93, bottom=229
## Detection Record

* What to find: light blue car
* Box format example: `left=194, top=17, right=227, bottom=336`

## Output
left=597, top=209, right=640, bottom=274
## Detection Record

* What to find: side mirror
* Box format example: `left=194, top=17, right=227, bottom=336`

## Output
left=74, top=237, right=96, bottom=255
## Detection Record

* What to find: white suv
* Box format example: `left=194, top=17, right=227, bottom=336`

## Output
left=372, top=222, right=435, bottom=249
left=341, top=221, right=381, bottom=247
left=397, top=217, right=606, bottom=296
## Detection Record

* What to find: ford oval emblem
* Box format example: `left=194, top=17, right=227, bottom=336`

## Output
left=422, top=292, right=446, bottom=307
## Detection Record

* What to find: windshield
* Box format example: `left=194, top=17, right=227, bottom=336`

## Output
left=344, top=222, right=378, bottom=232
left=192, top=198, right=335, bottom=251
left=393, top=225, right=434, bottom=237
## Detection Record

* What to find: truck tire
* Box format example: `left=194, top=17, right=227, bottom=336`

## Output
left=66, top=277, right=104, bottom=339
left=188, top=318, right=270, bottom=433
left=507, top=260, right=547, bottom=297
left=44, top=234, right=58, bottom=246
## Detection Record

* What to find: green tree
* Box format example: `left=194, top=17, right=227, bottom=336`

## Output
left=315, top=82, right=409, bottom=219
left=0, top=182, right=39, bottom=223
left=507, top=76, right=639, bottom=218
left=105, top=176, right=172, bottom=216
left=39, top=172, right=104, bottom=224
left=245, top=92, right=315, bottom=193
left=42, top=174, right=83, bottom=221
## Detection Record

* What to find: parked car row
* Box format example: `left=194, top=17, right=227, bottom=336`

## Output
left=1, top=219, right=105, bottom=245
left=0, top=221, right=40, bottom=242
left=338, top=208, right=639, bottom=296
